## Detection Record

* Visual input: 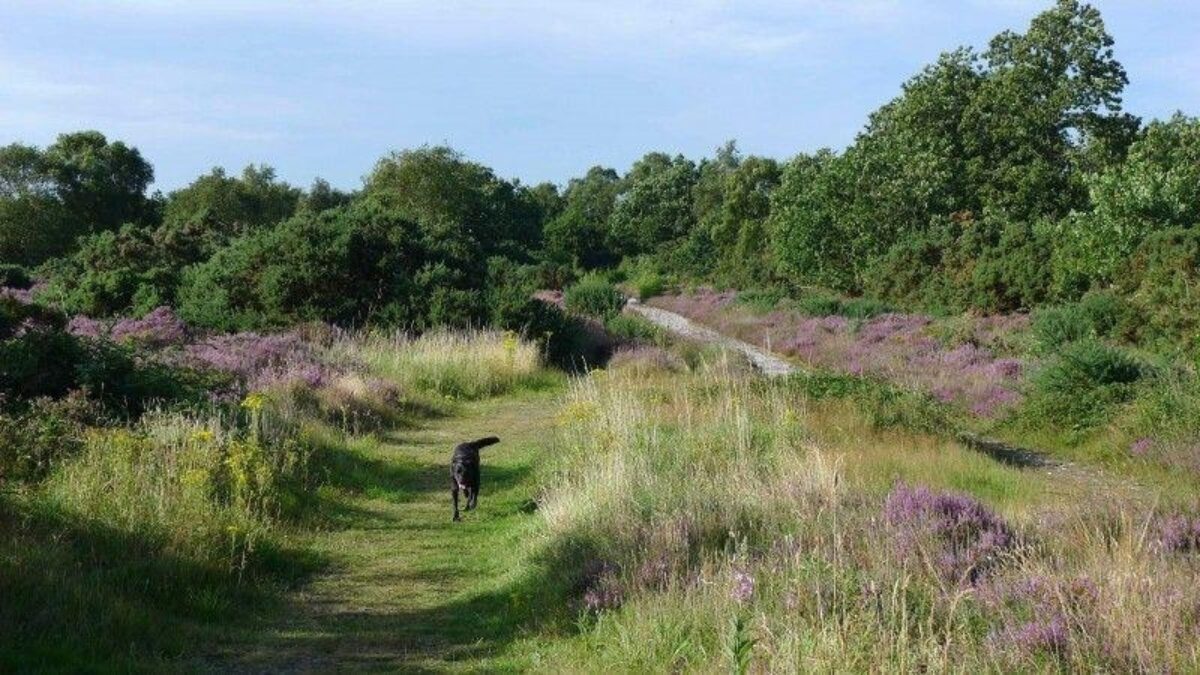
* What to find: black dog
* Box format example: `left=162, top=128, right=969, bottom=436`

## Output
left=451, top=436, right=500, bottom=521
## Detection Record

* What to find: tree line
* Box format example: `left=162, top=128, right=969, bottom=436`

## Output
left=2, top=1, right=1197, bottom=349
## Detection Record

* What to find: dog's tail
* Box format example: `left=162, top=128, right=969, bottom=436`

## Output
left=470, top=436, right=501, bottom=449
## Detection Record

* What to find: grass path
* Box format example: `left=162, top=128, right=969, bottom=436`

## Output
left=200, top=389, right=560, bottom=673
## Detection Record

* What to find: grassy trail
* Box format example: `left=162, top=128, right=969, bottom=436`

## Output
left=201, top=389, right=559, bottom=673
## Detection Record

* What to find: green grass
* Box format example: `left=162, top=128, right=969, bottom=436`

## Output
left=6, top=327, right=1197, bottom=671
left=193, top=387, right=572, bottom=672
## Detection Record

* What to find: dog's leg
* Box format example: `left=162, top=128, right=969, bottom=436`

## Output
left=465, top=487, right=476, bottom=511
left=452, top=485, right=461, bottom=521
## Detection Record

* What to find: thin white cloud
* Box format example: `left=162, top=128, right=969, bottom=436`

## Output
left=12, top=0, right=905, bottom=58
left=0, top=55, right=296, bottom=144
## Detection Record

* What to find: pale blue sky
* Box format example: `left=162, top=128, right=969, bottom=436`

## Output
left=1, top=1, right=1196, bottom=191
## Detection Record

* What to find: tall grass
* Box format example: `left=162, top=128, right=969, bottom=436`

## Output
left=345, top=328, right=550, bottom=400
left=529, top=356, right=1200, bottom=672
left=2, top=327, right=554, bottom=670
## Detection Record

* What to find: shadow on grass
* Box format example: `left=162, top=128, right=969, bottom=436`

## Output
left=0, top=493, right=326, bottom=673
left=212, top=534, right=598, bottom=673
left=311, top=435, right=535, bottom=505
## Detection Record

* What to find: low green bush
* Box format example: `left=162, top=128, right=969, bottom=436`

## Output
left=604, top=314, right=666, bottom=346
left=736, top=288, right=784, bottom=313
left=790, top=290, right=892, bottom=319
left=1031, top=290, right=1139, bottom=352
left=631, top=272, right=666, bottom=301
left=0, top=396, right=97, bottom=482
left=1025, top=339, right=1147, bottom=430
left=0, top=264, right=31, bottom=290
left=1119, top=228, right=1200, bottom=352
left=564, top=275, right=625, bottom=321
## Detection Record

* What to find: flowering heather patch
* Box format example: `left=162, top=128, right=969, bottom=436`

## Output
left=0, top=286, right=34, bottom=304
left=980, top=574, right=1100, bottom=661
left=67, top=306, right=188, bottom=347
left=883, top=483, right=1014, bottom=585
left=1129, top=437, right=1154, bottom=457
left=730, top=569, right=755, bottom=603
left=579, top=560, right=624, bottom=613
left=994, top=615, right=1070, bottom=656
left=184, top=331, right=333, bottom=391
left=648, top=292, right=1028, bottom=418
left=110, top=306, right=188, bottom=347
left=1155, top=514, right=1200, bottom=554
left=649, top=287, right=737, bottom=324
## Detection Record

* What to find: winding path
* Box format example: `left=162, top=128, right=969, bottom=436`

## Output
left=626, top=300, right=1145, bottom=494
left=627, top=300, right=797, bottom=377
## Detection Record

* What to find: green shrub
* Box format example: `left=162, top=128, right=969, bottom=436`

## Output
left=1119, top=228, right=1200, bottom=352
left=564, top=275, right=625, bottom=321
left=0, top=328, right=84, bottom=399
left=631, top=272, right=666, bottom=301
left=735, top=288, right=784, bottom=313
left=1026, top=339, right=1146, bottom=430
left=604, top=314, right=666, bottom=346
left=1032, top=291, right=1139, bottom=352
left=486, top=258, right=595, bottom=369
left=0, top=264, right=31, bottom=289
left=0, top=396, right=96, bottom=482
left=38, top=225, right=181, bottom=318
left=0, top=300, right=207, bottom=415
left=791, top=290, right=892, bottom=319
left=178, top=200, right=451, bottom=331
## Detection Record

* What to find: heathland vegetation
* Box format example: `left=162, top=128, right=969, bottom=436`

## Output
left=3, top=0, right=1200, bottom=671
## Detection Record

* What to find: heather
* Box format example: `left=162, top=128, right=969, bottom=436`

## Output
left=0, top=327, right=553, bottom=669
left=647, top=287, right=1200, bottom=489
left=522, top=354, right=1200, bottom=672
left=650, top=289, right=1026, bottom=419
left=0, top=1, right=1198, bottom=670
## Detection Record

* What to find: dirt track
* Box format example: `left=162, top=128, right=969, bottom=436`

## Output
left=626, top=300, right=797, bottom=377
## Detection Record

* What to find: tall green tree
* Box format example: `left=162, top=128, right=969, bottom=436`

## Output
left=43, top=131, right=155, bottom=232
left=0, top=132, right=153, bottom=266
left=962, top=0, right=1137, bottom=220
left=0, top=144, right=74, bottom=265
left=159, top=165, right=301, bottom=261
left=608, top=152, right=698, bottom=257
left=543, top=166, right=621, bottom=269
left=1053, top=114, right=1200, bottom=292
left=768, top=151, right=860, bottom=290
left=365, top=146, right=542, bottom=262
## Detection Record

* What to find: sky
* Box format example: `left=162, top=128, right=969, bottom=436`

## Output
left=1, top=1, right=1197, bottom=192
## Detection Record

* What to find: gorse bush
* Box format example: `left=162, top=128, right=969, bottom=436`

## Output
left=0, top=395, right=96, bottom=483
left=1119, top=228, right=1200, bottom=352
left=630, top=271, right=666, bottom=301
left=793, top=290, right=892, bottom=319
left=734, top=288, right=784, bottom=313
left=1026, top=339, right=1146, bottom=430
left=1031, top=291, right=1138, bottom=352
left=603, top=314, right=667, bottom=347
left=564, top=275, right=625, bottom=321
